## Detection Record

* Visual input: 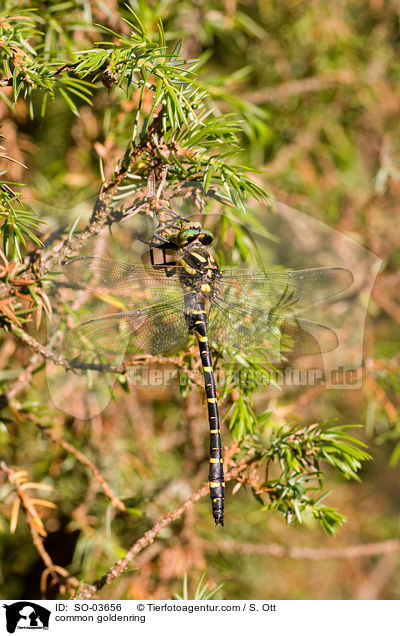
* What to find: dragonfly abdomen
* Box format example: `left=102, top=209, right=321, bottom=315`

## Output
left=187, top=304, right=225, bottom=526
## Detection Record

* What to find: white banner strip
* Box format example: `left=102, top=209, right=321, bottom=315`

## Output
left=1, top=600, right=398, bottom=635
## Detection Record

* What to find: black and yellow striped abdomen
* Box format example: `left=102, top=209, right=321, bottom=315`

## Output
left=186, top=305, right=225, bottom=526
left=176, top=239, right=225, bottom=526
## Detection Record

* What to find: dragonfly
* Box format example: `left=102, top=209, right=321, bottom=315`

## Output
left=63, top=218, right=353, bottom=526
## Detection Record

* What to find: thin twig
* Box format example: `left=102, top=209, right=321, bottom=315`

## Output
left=0, top=353, right=42, bottom=409
left=0, top=461, right=77, bottom=596
left=72, top=460, right=248, bottom=599
left=38, top=108, right=166, bottom=277
left=8, top=324, right=205, bottom=390
left=200, top=538, right=400, bottom=561
left=364, top=375, right=398, bottom=423
left=46, top=431, right=126, bottom=511
left=241, top=69, right=355, bottom=104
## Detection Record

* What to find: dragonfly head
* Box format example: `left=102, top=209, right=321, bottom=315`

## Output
left=177, top=225, right=214, bottom=247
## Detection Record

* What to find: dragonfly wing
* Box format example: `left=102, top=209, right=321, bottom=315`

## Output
left=64, top=256, right=183, bottom=309
left=275, top=316, right=338, bottom=355
left=66, top=301, right=188, bottom=356
left=208, top=299, right=338, bottom=361
left=218, top=267, right=353, bottom=312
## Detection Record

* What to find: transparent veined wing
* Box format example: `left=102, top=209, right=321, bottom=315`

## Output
left=64, top=256, right=183, bottom=310
left=217, top=267, right=353, bottom=313
left=66, top=300, right=188, bottom=356
left=208, top=298, right=339, bottom=362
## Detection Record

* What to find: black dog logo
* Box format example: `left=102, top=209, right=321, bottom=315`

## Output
left=3, top=602, right=50, bottom=633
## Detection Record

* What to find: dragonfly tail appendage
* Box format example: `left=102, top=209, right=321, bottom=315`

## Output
left=193, top=310, right=225, bottom=527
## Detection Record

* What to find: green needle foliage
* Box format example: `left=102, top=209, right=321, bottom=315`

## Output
left=0, top=177, right=43, bottom=258
left=258, top=423, right=371, bottom=535
left=174, top=572, right=224, bottom=600
left=1, top=3, right=268, bottom=228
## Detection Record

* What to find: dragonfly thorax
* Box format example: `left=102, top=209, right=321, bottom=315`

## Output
left=177, top=241, right=221, bottom=327
left=179, top=241, right=220, bottom=291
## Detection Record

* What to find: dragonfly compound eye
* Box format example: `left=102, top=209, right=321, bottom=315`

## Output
left=199, top=230, right=213, bottom=245
left=177, top=228, right=200, bottom=245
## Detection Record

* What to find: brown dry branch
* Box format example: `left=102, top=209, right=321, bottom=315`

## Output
left=30, top=526, right=80, bottom=598
left=242, top=69, right=356, bottom=105
left=288, top=360, right=400, bottom=415
left=0, top=353, right=42, bottom=409
left=0, top=107, right=168, bottom=310
left=45, top=430, right=126, bottom=512
left=0, top=42, right=34, bottom=89
left=71, top=480, right=103, bottom=539
left=0, top=461, right=54, bottom=537
left=364, top=375, right=398, bottom=423
left=354, top=553, right=398, bottom=600
left=37, top=108, right=167, bottom=277
left=71, top=230, right=109, bottom=312
left=72, top=459, right=249, bottom=599
left=8, top=324, right=108, bottom=371
left=71, top=447, right=400, bottom=599
left=0, top=461, right=78, bottom=596
left=371, top=273, right=400, bottom=324
left=0, top=60, right=114, bottom=89
left=8, top=322, right=205, bottom=387
left=200, top=538, right=400, bottom=561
